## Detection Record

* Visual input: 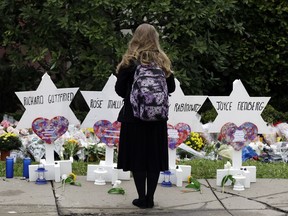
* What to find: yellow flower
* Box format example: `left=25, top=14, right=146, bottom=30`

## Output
left=0, top=131, right=22, bottom=151
left=69, top=173, right=77, bottom=181
left=187, top=175, right=192, bottom=183
left=88, top=128, right=94, bottom=133
left=184, top=132, right=204, bottom=152
left=63, top=139, right=81, bottom=159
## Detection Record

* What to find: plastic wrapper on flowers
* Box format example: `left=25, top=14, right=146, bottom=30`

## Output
left=275, top=122, right=288, bottom=141
left=176, top=131, right=205, bottom=160
left=242, top=138, right=286, bottom=162
left=178, top=143, right=206, bottom=158
left=65, top=125, right=87, bottom=147
left=269, top=142, right=288, bottom=162
left=82, top=127, right=99, bottom=144
left=26, top=135, right=45, bottom=162
left=177, top=129, right=233, bottom=160
left=249, top=141, right=265, bottom=156
left=59, top=125, right=98, bottom=161
left=178, top=142, right=233, bottom=161
left=62, top=138, right=82, bottom=160
left=263, top=124, right=278, bottom=145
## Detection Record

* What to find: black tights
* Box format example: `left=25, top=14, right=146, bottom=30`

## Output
left=132, top=171, right=160, bottom=201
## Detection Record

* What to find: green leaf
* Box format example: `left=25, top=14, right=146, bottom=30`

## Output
left=64, top=177, right=74, bottom=184
left=185, top=178, right=201, bottom=191
left=221, top=175, right=228, bottom=187
left=221, top=174, right=235, bottom=187
left=108, top=187, right=125, bottom=195
left=71, top=182, right=82, bottom=186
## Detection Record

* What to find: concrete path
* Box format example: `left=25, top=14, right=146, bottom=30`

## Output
left=0, top=177, right=287, bottom=216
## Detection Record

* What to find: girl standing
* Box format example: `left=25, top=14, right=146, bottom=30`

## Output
left=115, top=23, right=176, bottom=208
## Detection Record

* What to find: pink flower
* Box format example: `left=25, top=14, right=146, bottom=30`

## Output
left=0, top=120, right=11, bottom=128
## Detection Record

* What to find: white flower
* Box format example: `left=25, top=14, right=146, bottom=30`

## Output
left=97, top=143, right=106, bottom=148
left=19, top=128, right=29, bottom=136
left=224, top=161, right=232, bottom=169
left=249, top=141, right=263, bottom=155
left=113, top=180, right=122, bottom=188
left=61, top=174, right=67, bottom=180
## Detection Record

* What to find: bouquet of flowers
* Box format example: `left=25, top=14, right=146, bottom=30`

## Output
left=85, top=143, right=103, bottom=162
left=62, top=138, right=81, bottom=159
left=184, top=132, right=204, bottom=152
left=0, top=126, right=22, bottom=151
left=82, top=127, right=99, bottom=143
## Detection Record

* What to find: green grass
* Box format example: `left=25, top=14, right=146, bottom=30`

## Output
left=181, top=159, right=288, bottom=179
left=1, top=159, right=288, bottom=179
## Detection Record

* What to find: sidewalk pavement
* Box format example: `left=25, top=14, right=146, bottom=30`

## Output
left=0, top=176, right=287, bottom=216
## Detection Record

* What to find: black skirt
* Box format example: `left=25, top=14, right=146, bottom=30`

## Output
left=117, top=121, right=168, bottom=172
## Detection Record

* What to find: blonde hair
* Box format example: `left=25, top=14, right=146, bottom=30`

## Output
left=116, top=23, right=172, bottom=76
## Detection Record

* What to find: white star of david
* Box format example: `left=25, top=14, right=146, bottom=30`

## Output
left=208, top=79, right=270, bottom=134
left=81, top=74, right=123, bottom=128
left=168, top=79, right=207, bottom=132
left=15, top=73, right=79, bottom=129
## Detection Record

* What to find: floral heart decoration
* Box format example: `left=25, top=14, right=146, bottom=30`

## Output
left=167, top=123, right=191, bottom=150
left=93, top=120, right=121, bottom=147
left=32, top=116, right=69, bottom=144
left=219, top=122, right=258, bottom=151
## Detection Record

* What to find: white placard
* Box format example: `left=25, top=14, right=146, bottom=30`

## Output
left=208, top=79, right=270, bottom=134
left=233, top=130, right=246, bottom=142
left=80, top=74, right=123, bottom=128
left=168, top=79, right=207, bottom=132
left=15, top=73, right=79, bottom=129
